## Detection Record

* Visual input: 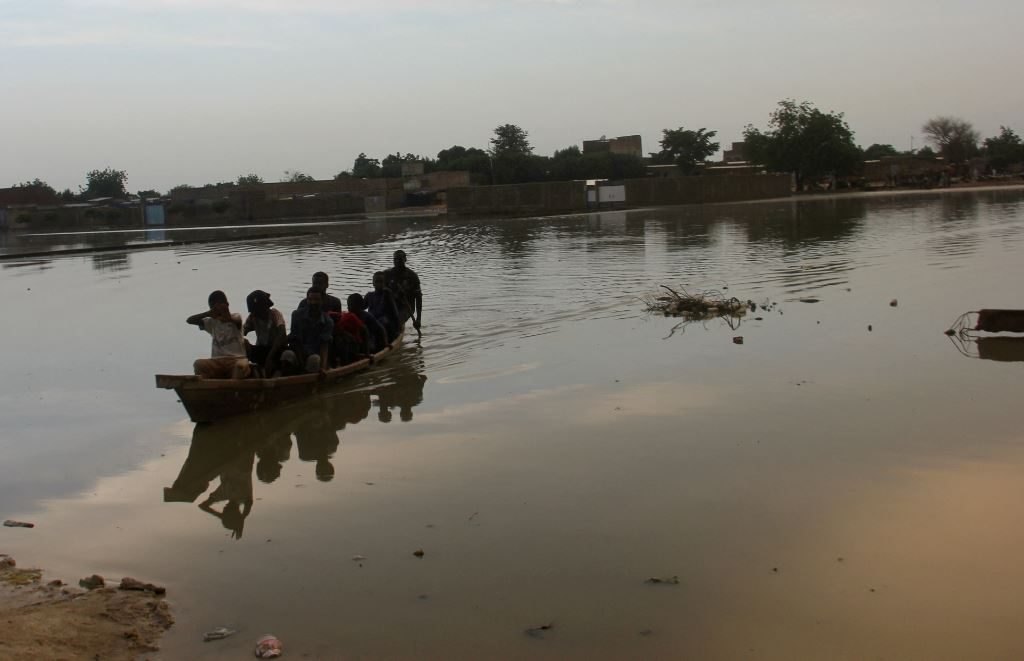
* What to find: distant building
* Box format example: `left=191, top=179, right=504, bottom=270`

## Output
left=723, top=142, right=747, bottom=163
left=401, top=162, right=425, bottom=177
left=583, top=135, right=643, bottom=158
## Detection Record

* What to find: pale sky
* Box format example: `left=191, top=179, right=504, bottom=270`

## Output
left=2, top=0, right=1022, bottom=193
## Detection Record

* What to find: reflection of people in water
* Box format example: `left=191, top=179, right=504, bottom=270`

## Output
left=198, top=448, right=254, bottom=539
left=294, top=411, right=341, bottom=482
left=376, top=373, right=427, bottom=422
left=256, top=435, right=292, bottom=483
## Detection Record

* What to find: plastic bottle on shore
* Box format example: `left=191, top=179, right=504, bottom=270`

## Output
left=254, top=634, right=283, bottom=658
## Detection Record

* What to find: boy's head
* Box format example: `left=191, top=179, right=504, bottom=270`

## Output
left=208, top=290, right=229, bottom=316
left=312, top=271, right=329, bottom=292
left=347, top=293, right=366, bottom=312
left=306, top=287, right=324, bottom=312
left=246, top=290, right=273, bottom=317
left=393, top=250, right=407, bottom=268
left=372, top=271, right=385, bottom=290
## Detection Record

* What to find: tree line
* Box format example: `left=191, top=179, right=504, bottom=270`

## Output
left=12, top=100, right=1024, bottom=199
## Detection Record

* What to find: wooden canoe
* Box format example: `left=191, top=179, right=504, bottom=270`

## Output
left=156, top=330, right=405, bottom=423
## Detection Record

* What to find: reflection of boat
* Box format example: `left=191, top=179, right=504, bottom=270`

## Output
left=164, top=357, right=427, bottom=536
left=946, top=310, right=1024, bottom=362
left=155, top=331, right=405, bottom=423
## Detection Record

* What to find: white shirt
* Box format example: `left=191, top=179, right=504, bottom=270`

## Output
left=203, top=314, right=246, bottom=358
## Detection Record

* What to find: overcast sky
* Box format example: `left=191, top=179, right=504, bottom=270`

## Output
left=2, top=0, right=1022, bottom=192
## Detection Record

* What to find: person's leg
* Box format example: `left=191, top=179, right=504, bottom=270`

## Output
left=279, top=350, right=299, bottom=376
left=194, top=357, right=234, bottom=378
left=231, top=358, right=252, bottom=379
left=305, top=354, right=321, bottom=373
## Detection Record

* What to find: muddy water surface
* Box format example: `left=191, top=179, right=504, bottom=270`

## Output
left=2, top=190, right=1024, bottom=659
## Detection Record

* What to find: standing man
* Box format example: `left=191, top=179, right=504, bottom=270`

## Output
left=187, top=290, right=251, bottom=379
left=281, top=287, right=332, bottom=375
left=298, top=272, right=342, bottom=315
left=384, top=250, right=422, bottom=331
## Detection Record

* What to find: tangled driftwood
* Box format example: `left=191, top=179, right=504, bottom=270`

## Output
left=644, top=285, right=752, bottom=318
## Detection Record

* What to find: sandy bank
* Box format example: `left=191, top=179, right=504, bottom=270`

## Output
left=0, top=554, right=172, bottom=660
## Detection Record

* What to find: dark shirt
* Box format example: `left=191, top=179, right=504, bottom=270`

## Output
left=288, top=307, right=333, bottom=357
left=365, top=289, right=400, bottom=337
left=297, top=293, right=342, bottom=316
left=357, top=310, right=388, bottom=352
left=383, top=267, right=421, bottom=320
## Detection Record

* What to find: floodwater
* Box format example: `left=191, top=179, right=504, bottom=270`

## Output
left=2, top=189, right=1024, bottom=659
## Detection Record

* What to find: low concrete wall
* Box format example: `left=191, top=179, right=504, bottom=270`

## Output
left=449, top=174, right=791, bottom=216
left=447, top=181, right=588, bottom=216
left=624, top=173, right=792, bottom=206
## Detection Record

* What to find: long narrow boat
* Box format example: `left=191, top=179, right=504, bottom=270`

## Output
left=156, top=330, right=405, bottom=423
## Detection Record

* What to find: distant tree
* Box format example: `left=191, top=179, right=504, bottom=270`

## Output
left=351, top=153, right=382, bottom=179
left=14, top=178, right=55, bottom=193
left=83, top=168, right=128, bottom=198
left=381, top=152, right=428, bottom=178
left=983, top=126, right=1024, bottom=171
left=490, top=124, right=532, bottom=156
left=652, top=127, right=720, bottom=174
left=916, top=145, right=937, bottom=158
left=282, top=170, right=315, bottom=183
left=335, top=170, right=353, bottom=179
left=744, top=99, right=861, bottom=188
left=921, top=116, right=980, bottom=164
left=863, top=143, right=899, bottom=160
left=548, top=146, right=587, bottom=181
left=168, top=184, right=193, bottom=194
left=436, top=145, right=491, bottom=178
left=136, top=189, right=161, bottom=198
left=237, top=173, right=263, bottom=186
left=57, top=188, right=78, bottom=202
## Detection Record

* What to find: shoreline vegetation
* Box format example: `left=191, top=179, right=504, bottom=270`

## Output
left=0, top=553, right=173, bottom=659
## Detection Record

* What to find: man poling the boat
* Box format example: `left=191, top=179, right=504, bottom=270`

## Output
left=384, top=250, right=422, bottom=334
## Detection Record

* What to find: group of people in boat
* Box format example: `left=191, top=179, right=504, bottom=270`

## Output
left=187, top=249, right=422, bottom=379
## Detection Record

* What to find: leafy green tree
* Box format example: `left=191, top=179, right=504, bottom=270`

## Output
left=137, top=189, right=161, bottom=198
left=436, top=145, right=491, bottom=178
left=916, top=146, right=937, bottom=158
left=652, top=127, right=720, bottom=174
left=381, top=152, right=429, bottom=178
left=983, top=126, right=1024, bottom=171
left=14, top=178, right=56, bottom=195
left=57, top=188, right=78, bottom=202
left=351, top=153, right=382, bottom=178
left=921, top=116, right=979, bottom=164
left=490, top=124, right=532, bottom=156
left=863, top=143, right=899, bottom=160
left=743, top=100, right=861, bottom=188
left=237, top=173, right=263, bottom=185
left=282, top=170, right=315, bottom=183
left=83, top=168, right=128, bottom=198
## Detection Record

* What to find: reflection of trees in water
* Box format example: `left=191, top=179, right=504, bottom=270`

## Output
left=163, top=353, right=427, bottom=537
left=741, top=198, right=867, bottom=247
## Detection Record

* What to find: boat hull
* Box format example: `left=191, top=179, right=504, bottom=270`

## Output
left=157, top=331, right=405, bottom=423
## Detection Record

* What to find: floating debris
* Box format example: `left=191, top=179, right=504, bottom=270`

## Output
left=254, top=634, right=283, bottom=658
left=798, top=297, right=821, bottom=303
left=413, top=548, right=425, bottom=558
left=351, top=555, right=366, bottom=562
left=733, top=336, right=744, bottom=345
left=525, top=622, right=554, bottom=638
left=645, top=576, right=680, bottom=585
left=3, top=520, right=34, bottom=528
left=644, top=285, right=750, bottom=320
left=204, top=627, right=237, bottom=642
left=890, top=299, right=898, bottom=307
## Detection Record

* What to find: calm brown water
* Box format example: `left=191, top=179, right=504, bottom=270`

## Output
left=2, top=190, right=1024, bottom=659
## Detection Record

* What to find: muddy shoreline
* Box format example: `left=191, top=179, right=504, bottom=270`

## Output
left=0, top=553, right=172, bottom=660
